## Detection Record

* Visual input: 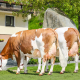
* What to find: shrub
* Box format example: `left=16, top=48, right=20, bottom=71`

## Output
left=28, top=58, right=38, bottom=64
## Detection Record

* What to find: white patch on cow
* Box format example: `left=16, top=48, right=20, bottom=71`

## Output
left=11, top=33, right=18, bottom=37
left=36, top=33, right=45, bottom=58
left=20, top=31, right=23, bottom=37
left=1, top=59, right=8, bottom=70
left=31, top=37, right=38, bottom=54
left=55, top=27, right=69, bottom=72
left=36, top=58, right=41, bottom=72
left=36, top=29, right=37, bottom=32
left=20, top=50, right=30, bottom=71
left=17, top=67, right=20, bottom=73
left=74, top=54, right=79, bottom=72
left=58, top=47, right=67, bottom=71
left=31, top=39, right=38, bottom=50
left=43, top=28, right=46, bottom=29
left=55, top=27, right=69, bottom=60
left=48, top=43, right=56, bottom=56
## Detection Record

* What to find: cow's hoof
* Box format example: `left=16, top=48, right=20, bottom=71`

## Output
left=36, top=71, right=39, bottom=73
left=60, top=72, right=64, bottom=74
left=16, top=73, right=20, bottom=74
left=48, top=72, right=52, bottom=75
left=39, top=74, right=43, bottom=76
left=42, top=72, right=45, bottom=74
left=76, top=69, right=79, bottom=72
left=24, top=72, right=27, bottom=74
left=74, top=71, right=77, bottom=73
left=0, top=68, right=2, bottom=71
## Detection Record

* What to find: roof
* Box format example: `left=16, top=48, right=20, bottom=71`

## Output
left=0, top=0, right=33, bottom=13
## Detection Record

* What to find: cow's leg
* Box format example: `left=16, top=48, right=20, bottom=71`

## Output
left=74, top=54, right=79, bottom=73
left=23, top=56, right=28, bottom=73
left=36, top=58, right=41, bottom=73
left=59, top=47, right=68, bottom=74
left=20, top=57, right=24, bottom=70
left=45, top=60, right=49, bottom=72
left=23, top=56, right=30, bottom=73
left=48, top=57, right=55, bottom=75
left=68, top=42, right=79, bottom=73
left=39, top=60, right=46, bottom=76
left=14, top=51, right=20, bottom=74
left=20, top=51, right=24, bottom=70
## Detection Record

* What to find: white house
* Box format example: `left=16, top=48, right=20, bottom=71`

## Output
left=0, top=0, right=32, bottom=42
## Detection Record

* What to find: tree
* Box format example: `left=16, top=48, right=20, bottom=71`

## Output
left=51, top=0, right=80, bottom=31
left=4, top=0, right=80, bottom=31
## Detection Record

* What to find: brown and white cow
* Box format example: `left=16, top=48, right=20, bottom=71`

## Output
left=0, top=28, right=59, bottom=76
left=45, top=27, right=79, bottom=74
left=21, top=27, right=79, bottom=74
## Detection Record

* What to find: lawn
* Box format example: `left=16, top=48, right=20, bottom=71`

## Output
left=0, top=63, right=80, bottom=80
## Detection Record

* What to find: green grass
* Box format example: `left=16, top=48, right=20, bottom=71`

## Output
left=0, top=63, right=80, bottom=80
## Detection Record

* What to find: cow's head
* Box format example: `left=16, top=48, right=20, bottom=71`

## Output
left=0, top=54, right=8, bottom=70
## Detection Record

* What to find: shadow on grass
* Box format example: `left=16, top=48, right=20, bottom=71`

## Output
left=53, top=71, right=71, bottom=73
left=7, top=70, right=16, bottom=74
left=7, top=69, right=47, bottom=75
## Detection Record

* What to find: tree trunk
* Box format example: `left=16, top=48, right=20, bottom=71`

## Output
left=78, top=15, right=80, bottom=32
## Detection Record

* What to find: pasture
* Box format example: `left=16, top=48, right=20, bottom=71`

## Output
left=0, top=63, right=80, bottom=80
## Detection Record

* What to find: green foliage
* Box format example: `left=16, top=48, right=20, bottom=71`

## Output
left=4, top=0, right=80, bottom=28
left=28, top=15, right=43, bottom=30
left=28, top=58, right=38, bottom=64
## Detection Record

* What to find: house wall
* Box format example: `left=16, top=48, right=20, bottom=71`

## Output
left=0, top=10, right=31, bottom=34
left=0, top=10, right=31, bottom=42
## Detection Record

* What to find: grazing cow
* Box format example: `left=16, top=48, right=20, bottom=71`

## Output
left=45, top=27, right=79, bottom=74
left=0, top=28, right=59, bottom=76
left=21, top=27, right=79, bottom=74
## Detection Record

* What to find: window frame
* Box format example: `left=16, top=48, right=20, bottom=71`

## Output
left=5, top=15, right=15, bottom=27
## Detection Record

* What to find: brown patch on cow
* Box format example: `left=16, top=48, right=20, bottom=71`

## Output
left=20, top=29, right=36, bottom=54
left=53, top=57, right=56, bottom=64
left=64, top=28, right=79, bottom=50
left=56, top=48, right=59, bottom=56
left=77, top=53, right=79, bottom=56
left=36, top=28, right=57, bottom=54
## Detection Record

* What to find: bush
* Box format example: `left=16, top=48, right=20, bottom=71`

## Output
left=28, top=15, right=43, bottom=30
left=28, top=58, right=38, bottom=64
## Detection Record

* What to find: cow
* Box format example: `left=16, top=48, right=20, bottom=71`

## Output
left=0, top=28, right=59, bottom=76
left=55, top=27, right=79, bottom=73
left=45, top=27, right=79, bottom=74
left=20, top=27, right=80, bottom=74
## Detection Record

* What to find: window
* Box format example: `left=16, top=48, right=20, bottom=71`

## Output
left=0, top=3, right=2, bottom=7
left=5, top=16, right=14, bottom=27
left=6, top=3, right=13, bottom=8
